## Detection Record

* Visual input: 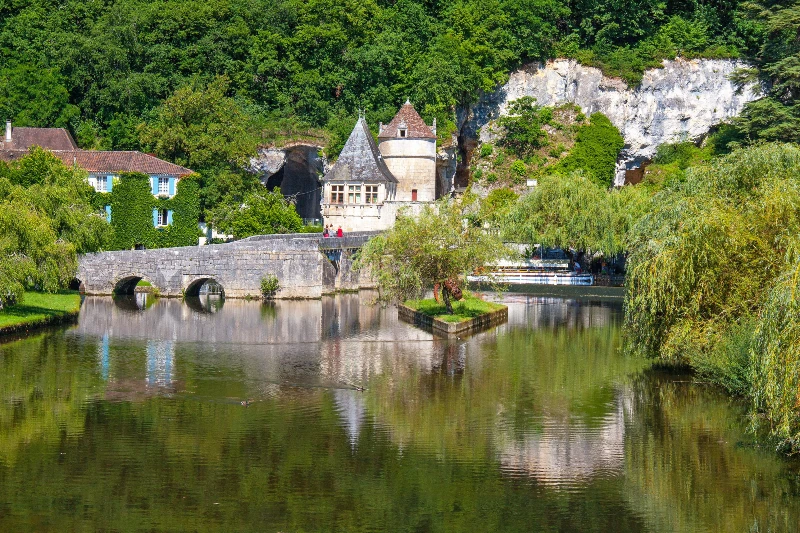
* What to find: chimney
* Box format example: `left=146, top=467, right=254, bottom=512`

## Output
left=432, top=118, right=437, bottom=136
left=5, top=120, right=10, bottom=143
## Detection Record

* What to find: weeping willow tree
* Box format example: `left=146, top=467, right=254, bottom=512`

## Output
left=751, top=257, right=800, bottom=452
left=500, top=171, right=650, bottom=256
left=624, top=143, right=800, bottom=452
left=357, top=198, right=504, bottom=313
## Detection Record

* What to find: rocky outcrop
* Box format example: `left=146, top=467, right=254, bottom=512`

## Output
left=436, top=144, right=458, bottom=195
left=248, top=147, right=287, bottom=182
left=459, top=58, right=762, bottom=185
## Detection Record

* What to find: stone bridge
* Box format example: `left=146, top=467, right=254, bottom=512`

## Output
left=77, top=232, right=379, bottom=299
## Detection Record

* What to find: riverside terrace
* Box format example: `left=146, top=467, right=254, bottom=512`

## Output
left=76, top=232, right=379, bottom=299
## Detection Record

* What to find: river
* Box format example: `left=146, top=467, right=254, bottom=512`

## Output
left=0, top=291, right=798, bottom=532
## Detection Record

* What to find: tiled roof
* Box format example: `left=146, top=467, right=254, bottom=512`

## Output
left=324, top=118, right=397, bottom=183
left=378, top=101, right=436, bottom=139
left=1, top=127, right=77, bottom=150
left=0, top=149, right=193, bottom=176
left=55, top=151, right=192, bottom=176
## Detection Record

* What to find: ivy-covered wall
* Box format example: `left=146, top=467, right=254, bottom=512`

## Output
left=103, top=172, right=200, bottom=250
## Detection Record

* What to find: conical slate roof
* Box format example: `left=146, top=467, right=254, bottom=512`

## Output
left=378, top=101, right=436, bottom=139
left=324, top=118, right=397, bottom=183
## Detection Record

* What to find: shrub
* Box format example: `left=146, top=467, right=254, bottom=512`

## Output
left=554, top=113, right=623, bottom=187
left=260, top=274, right=280, bottom=297
left=497, top=97, right=550, bottom=157
left=510, top=160, right=527, bottom=177
left=548, top=144, right=566, bottom=158
left=480, top=144, right=493, bottom=158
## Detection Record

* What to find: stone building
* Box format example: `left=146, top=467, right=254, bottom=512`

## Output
left=377, top=100, right=436, bottom=203
left=322, top=102, right=438, bottom=232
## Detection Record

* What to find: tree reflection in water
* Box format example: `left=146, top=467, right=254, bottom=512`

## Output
left=0, top=293, right=797, bottom=531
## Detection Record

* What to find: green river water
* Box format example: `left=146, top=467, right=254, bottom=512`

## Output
left=0, top=291, right=798, bottom=532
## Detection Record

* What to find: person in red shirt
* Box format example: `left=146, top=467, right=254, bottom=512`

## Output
left=336, top=226, right=344, bottom=238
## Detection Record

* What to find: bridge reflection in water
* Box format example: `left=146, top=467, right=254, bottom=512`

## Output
left=4, top=290, right=796, bottom=531
left=71, top=292, right=629, bottom=487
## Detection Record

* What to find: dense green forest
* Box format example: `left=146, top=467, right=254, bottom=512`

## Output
left=0, top=0, right=792, bottom=154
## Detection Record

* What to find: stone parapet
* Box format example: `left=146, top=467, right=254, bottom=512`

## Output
left=78, top=232, right=379, bottom=299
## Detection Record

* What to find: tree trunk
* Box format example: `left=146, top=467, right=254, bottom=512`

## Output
left=433, top=282, right=440, bottom=303
left=442, top=285, right=453, bottom=314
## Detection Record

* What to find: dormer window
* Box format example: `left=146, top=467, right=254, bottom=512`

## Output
left=399, top=128, right=407, bottom=138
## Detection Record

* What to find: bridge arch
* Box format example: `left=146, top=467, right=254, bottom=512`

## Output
left=113, top=274, right=156, bottom=295
left=184, top=277, right=225, bottom=298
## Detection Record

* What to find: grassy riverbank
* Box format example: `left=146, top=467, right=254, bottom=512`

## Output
left=405, top=293, right=506, bottom=323
left=0, top=291, right=82, bottom=335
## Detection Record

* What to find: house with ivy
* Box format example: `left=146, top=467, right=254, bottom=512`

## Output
left=1, top=120, right=198, bottom=248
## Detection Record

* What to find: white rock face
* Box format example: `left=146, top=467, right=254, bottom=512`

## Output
left=248, top=147, right=287, bottom=181
left=460, top=58, right=762, bottom=185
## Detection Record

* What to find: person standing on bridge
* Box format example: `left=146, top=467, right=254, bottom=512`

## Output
left=323, top=225, right=330, bottom=238
left=336, top=226, right=344, bottom=238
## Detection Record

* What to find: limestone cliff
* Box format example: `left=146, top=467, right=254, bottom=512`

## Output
left=459, top=58, right=762, bottom=185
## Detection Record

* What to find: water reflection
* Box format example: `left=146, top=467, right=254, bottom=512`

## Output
left=184, top=294, right=224, bottom=314
left=112, top=292, right=154, bottom=311
left=0, top=293, right=798, bottom=532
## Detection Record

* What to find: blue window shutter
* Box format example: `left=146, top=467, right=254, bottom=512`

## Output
left=107, top=175, right=114, bottom=192
left=105, top=205, right=111, bottom=222
left=169, top=177, right=176, bottom=196
left=151, top=177, right=158, bottom=195
left=167, top=210, right=173, bottom=225
left=153, top=208, right=159, bottom=227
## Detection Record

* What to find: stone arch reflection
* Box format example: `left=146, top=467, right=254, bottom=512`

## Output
left=113, top=292, right=155, bottom=312
left=184, top=294, right=225, bottom=314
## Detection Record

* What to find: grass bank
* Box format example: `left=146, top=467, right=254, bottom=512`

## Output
left=0, top=291, right=82, bottom=336
left=405, top=292, right=506, bottom=323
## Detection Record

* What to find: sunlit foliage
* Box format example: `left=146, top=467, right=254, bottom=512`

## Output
left=501, top=171, right=650, bottom=256
left=357, top=198, right=505, bottom=306
left=210, top=187, right=303, bottom=239
left=623, top=143, right=800, bottom=452
left=0, top=149, right=111, bottom=306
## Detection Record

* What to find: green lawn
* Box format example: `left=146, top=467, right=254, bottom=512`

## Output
left=405, top=292, right=506, bottom=323
left=0, top=291, right=82, bottom=332
left=136, top=279, right=152, bottom=287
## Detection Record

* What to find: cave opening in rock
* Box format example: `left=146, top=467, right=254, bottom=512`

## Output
left=257, top=145, right=324, bottom=222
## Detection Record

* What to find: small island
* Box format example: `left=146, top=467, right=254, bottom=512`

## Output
left=399, top=292, right=508, bottom=336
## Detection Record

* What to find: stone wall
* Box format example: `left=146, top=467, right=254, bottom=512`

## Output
left=78, top=233, right=379, bottom=299
left=379, top=137, right=437, bottom=202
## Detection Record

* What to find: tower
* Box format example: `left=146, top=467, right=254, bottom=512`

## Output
left=377, top=100, right=436, bottom=202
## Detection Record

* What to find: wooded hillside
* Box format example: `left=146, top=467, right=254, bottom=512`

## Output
left=0, top=0, right=784, bottom=152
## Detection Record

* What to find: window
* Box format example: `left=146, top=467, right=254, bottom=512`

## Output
left=158, top=209, right=168, bottom=226
left=348, top=185, right=361, bottom=204
left=331, top=185, right=344, bottom=204
left=158, top=177, right=169, bottom=195
left=365, top=185, right=379, bottom=204
left=411, top=189, right=418, bottom=201
left=95, top=176, right=107, bottom=193
left=399, top=128, right=407, bottom=138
